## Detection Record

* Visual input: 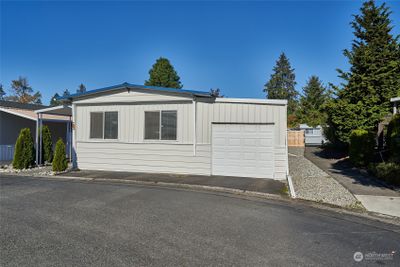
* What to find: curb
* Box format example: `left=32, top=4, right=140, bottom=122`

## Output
left=39, top=174, right=288, bottom=201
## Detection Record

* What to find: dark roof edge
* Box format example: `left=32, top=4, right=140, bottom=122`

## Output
left=58, top=82, right=212, bottom=101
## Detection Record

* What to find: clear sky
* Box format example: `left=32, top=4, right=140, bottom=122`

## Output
left=1, top=0, right=399, bottom=105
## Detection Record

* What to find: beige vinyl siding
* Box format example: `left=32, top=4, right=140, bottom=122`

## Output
left=76, top=103, right=193, bottom=144
left=74, top=94, right=288, bottom=179
left=77, top=142, right=211, bottom=175
left=74, top=90, right=191, bottom=104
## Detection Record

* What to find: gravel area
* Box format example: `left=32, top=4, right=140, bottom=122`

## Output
left=289, top=147, right=358, bottom=208
left=0, top=163, right=72, bottom=176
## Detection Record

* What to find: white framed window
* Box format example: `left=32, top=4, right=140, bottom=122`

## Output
left=90, top=111, right=118, bottom=139
left=144, top=110, right=177, bottom=140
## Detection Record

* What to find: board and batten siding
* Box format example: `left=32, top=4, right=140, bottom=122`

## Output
left=73, top=90, right=287, bottom=179
left=196, top=101, right=287, bottom=179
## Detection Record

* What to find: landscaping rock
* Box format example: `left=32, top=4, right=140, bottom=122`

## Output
left=289, top=147, right=358, bottom=208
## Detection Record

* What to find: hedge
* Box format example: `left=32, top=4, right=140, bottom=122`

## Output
left=52, top=138, right=68, bottom=172
left=13, top=128, right=35, bottom=169
left=386, top=114, right=400, bottom=163
left=349, top=129, right=375, bottom=167
left=370, top=162, right=400, bottom=186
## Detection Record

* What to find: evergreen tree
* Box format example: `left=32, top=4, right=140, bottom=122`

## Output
left=145, top=57, right=183, bottom=89
left=5, top=77, right=42, bottom=104
left=63, top=89, right=71, bottom=97
left=326, top=0, right=400, bottom=145
left=264, top=53, right=298, bottom=114
left=41, top=125, right=53, bottom=163
left=53, top=138, right=67, bottom=172
left=13, top=128, right=35, bottom=169
left=50, top=93, right=61, bottom=106
left=77, top=83, right=86, bottom=93
left=298, top=76, right=329, bottom=127
left=0, top=84, right=5, bottom=100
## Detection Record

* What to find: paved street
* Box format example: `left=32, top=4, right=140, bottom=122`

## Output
left=1, top=175, right=400, bottom=266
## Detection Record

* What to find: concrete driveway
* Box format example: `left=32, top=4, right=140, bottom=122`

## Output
left=305, top=147, right=400, bottom=217
left=1, top=175, right=399, bottom=266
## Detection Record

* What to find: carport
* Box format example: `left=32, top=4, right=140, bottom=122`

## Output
left=34, top=105, right=72, bottom=165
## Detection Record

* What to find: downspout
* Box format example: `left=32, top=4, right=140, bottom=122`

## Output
left=39, top=114, right=43, bottom=165
left=35, top=113, right=39, bottom=166
left=285, top=104, right=296, bottom=198
left=72, top=103, right=77, bottom=169
left=193, top=97, right=197, bottom=156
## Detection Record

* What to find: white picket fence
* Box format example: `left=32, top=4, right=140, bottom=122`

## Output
left=0, top=145, right=15, bottom=161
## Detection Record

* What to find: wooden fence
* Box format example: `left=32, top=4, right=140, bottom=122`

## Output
left=288, top=130, right=305, bottom=147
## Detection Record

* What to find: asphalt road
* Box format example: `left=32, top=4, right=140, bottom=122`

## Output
left=1, top=175, right=399, bottom=266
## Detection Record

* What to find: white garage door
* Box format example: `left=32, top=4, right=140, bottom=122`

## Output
left=212, top=123, right=275, bottom=179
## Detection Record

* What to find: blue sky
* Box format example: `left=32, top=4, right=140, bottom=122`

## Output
left=1, top=1, right=399, bottom=105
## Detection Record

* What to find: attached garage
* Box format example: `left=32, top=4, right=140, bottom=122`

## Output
left=62, top=83, right=288, bottom=180
left=212, top=123, right=275, bottom=178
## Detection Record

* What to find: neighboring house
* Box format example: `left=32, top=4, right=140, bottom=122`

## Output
left=298, top=124, right=327, bottom=146
left=0, top=100, right=69, bottom=161
left=391, top=97, right=400, bottom=114
left=61, top=83, right=288, bottom=180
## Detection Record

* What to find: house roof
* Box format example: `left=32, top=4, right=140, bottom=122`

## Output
left=391, top=97, right=400, bottom=103
left=0, top=100, right=47, bottom=110
left=0, top=107, right=70, bottom=121
left=58, top=82, right=212, bottom=101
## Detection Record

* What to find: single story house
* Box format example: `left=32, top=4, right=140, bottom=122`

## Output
left=298, top=124, right=327, bottom=146
left=0, top=100, right=70, bottom=162
left=61, top=83, right=288, bottom=180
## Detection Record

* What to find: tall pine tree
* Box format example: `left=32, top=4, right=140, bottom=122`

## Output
left=77, top=83, right=86, bottom=93
left=264, top=53, right=298, bottom=115
left=145, top=57, right=183, bottom=89
left=0, top=84, right=5, bottom=100
left=326, top=0, right=400, bottom=145
left=298, top=76, right=329, bottom=128
left=50, top=93, right=61, bottom=106
left=5, top=77, right=42, bottom=104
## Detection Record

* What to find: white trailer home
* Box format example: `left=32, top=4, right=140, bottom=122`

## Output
left=62, top=83, right=288, bottom=180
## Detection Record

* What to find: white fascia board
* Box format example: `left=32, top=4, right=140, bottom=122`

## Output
left=390, top=97, right=400, bottom=103
left=34, top=105, right=71, bottom=114
left=215, top=98, right=288, bottom=105
left=0, top=107, right=36, bottom=121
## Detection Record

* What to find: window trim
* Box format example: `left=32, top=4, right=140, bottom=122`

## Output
left=144, top=110, right=178, bottom=141
left=89, top=111, right=119, bottom=140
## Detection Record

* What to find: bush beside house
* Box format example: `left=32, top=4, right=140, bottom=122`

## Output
left=386, top=114, right=400, bottom=163
left=13, top=128, right=35, bottom=169
left=41, top=125, right=53, bottom=164
left=349, top=129, right=375, bottom=167
left=52, top=138, right=67, bottom=172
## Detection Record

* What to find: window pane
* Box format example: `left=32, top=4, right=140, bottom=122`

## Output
left=104, top=112, right=118, bottom=139
left=145, top=111, right=160, bottom=139
left=161, top=111, right=177, bottom=140
left=90, top=112, right=103, bottom=138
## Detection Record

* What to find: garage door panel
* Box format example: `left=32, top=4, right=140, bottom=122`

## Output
left=212, top=124, right=275, bottom=179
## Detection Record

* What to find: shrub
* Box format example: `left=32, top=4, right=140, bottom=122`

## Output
left=349, top=129, right=375, bottom=167
left=41, top=125, right=53, bottom=163
left=13, top=128, right=35, bottom=169
left=52, top=138, right=67, bottom=172
left=386, top=114, right=400, bottom=163
left=370, top=162, right=400, bottom=186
